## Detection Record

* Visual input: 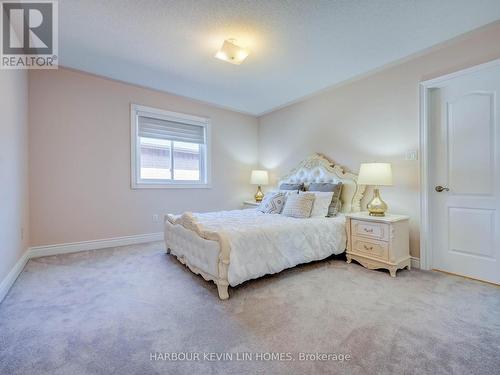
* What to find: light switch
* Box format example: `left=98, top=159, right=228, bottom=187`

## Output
left=405, top=150, right=418, bottom=161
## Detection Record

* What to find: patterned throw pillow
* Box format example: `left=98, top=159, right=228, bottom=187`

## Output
left=308, top=182, right=343, bottom=216
left=257, top=192, right=286, bottom=214
left=281, top=193, right=315, bottom=218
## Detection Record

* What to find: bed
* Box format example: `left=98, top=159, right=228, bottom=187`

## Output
left=164, top=154, right=365, bottom=299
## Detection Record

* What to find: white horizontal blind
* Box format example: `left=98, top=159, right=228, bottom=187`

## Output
left=138, top=115, right=205, bottom=144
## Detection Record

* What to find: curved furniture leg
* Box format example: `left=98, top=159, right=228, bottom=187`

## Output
left=217, top=282, right=229, bottom=300
left=389, top=267, right=397, bottom=277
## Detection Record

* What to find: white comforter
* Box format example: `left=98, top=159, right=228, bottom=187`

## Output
left=169, top=209, right=346, bottom=286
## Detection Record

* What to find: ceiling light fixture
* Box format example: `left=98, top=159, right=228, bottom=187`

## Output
left=215, top=39, right=249, bottom=65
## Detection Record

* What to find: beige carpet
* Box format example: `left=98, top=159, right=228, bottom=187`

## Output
left=1, top=241, right=499, bottom=375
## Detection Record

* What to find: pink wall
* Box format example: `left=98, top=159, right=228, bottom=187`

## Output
left=259, top=21, right=500, bottom=258
left=0, top=70, right=29, bottom=283
left=29, top=68, right=258, bottom=246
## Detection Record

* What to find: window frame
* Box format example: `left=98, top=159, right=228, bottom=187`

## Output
left=130, top=104, right=212, bottom=189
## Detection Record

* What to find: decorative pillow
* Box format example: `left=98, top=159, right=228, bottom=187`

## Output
left=308, top=182, right=337, bottom=192
left=257, top=192, right=286, bottom=214
left=266, top=190, right=294, bottom=198
left=301, top=191, right=334, bottom=217
left=308, top=182, right=343, bottom=216
left=279, top=182, right=305, bottom=193
left=281, top=193, right=315, bottom=218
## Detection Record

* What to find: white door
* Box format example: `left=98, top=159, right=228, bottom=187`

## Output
left=429, top=65, right=500, bottom=285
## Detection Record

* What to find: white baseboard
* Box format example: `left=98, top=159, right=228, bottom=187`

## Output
left=411, top=256, right=420, bottom=269
left=0, top=250, right=30, bottom=303
left=1, top=232, right=164, bottom=303
left=28, top=232, right=163, bottom=258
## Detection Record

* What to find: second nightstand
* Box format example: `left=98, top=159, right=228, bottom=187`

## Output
left=242, top=200, right=260, bottom=209
left=345, top=212, right=410, bottom=277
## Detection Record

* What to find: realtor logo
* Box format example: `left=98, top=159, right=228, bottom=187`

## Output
left=1, top=0, right=58, bottom=69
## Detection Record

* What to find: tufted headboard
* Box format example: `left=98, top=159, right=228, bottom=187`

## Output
left=278, top=153, right=365, bottom=213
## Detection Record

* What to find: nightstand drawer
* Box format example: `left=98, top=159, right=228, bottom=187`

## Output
left=351, top=219, right=389, bottom=241
left=351, top=236, right=389, bottom=260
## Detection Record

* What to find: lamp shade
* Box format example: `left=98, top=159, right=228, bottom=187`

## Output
left=357, top=163, right=393, bottom=186
left=250, top=170, right=269, bottom=185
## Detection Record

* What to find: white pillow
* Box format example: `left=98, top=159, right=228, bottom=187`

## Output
left=302, top=191, right=334, bottom=217
left=266, top=190, right=299, bottom=198
left=280, top=190, right=299, bottom=197
left=281, top=193, right=315, bottom=218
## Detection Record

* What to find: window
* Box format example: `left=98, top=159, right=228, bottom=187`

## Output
left=131, top=104, right=211, bottom=188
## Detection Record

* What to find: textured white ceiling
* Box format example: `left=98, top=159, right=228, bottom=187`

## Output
left=59, top=0, right=500, bottom=115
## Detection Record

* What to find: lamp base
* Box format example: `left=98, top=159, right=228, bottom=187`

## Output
left=254, top=186, right=264, bottom=202
left=367, top=188, right=388, bottom=217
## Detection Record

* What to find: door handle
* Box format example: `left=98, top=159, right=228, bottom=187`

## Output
left=435, top=185, right=450, bottom=192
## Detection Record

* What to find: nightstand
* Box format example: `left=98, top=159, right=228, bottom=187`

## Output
left=242, top=200, right=260, bottom=209
left=345, top=212, right=410, bottom=277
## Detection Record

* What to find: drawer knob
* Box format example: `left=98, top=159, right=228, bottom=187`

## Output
left=363, top=245, right=374, bottom=251
left=364, top=228, right=374, bottom=233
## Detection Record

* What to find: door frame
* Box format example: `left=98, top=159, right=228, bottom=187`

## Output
left=419, top=58, right=500, bottom=270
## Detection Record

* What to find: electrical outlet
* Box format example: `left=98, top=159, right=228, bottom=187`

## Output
left=152, top=214, right=160, bottom=223
left=405, top=150, right=418, bottom=161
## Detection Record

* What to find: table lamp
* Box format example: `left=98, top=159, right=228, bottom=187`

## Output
left=357, top=163, right=393, bottom=216
left=250, top=170, right=269, bottom=202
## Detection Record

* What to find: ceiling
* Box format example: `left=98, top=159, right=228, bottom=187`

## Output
left=59, top=0, right=500, bottom=116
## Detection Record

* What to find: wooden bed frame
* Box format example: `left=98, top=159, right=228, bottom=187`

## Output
left=164, top=153, right=366, bottom=299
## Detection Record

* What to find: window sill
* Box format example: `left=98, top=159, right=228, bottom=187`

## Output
left=131, top=182, right=212, bottom=189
